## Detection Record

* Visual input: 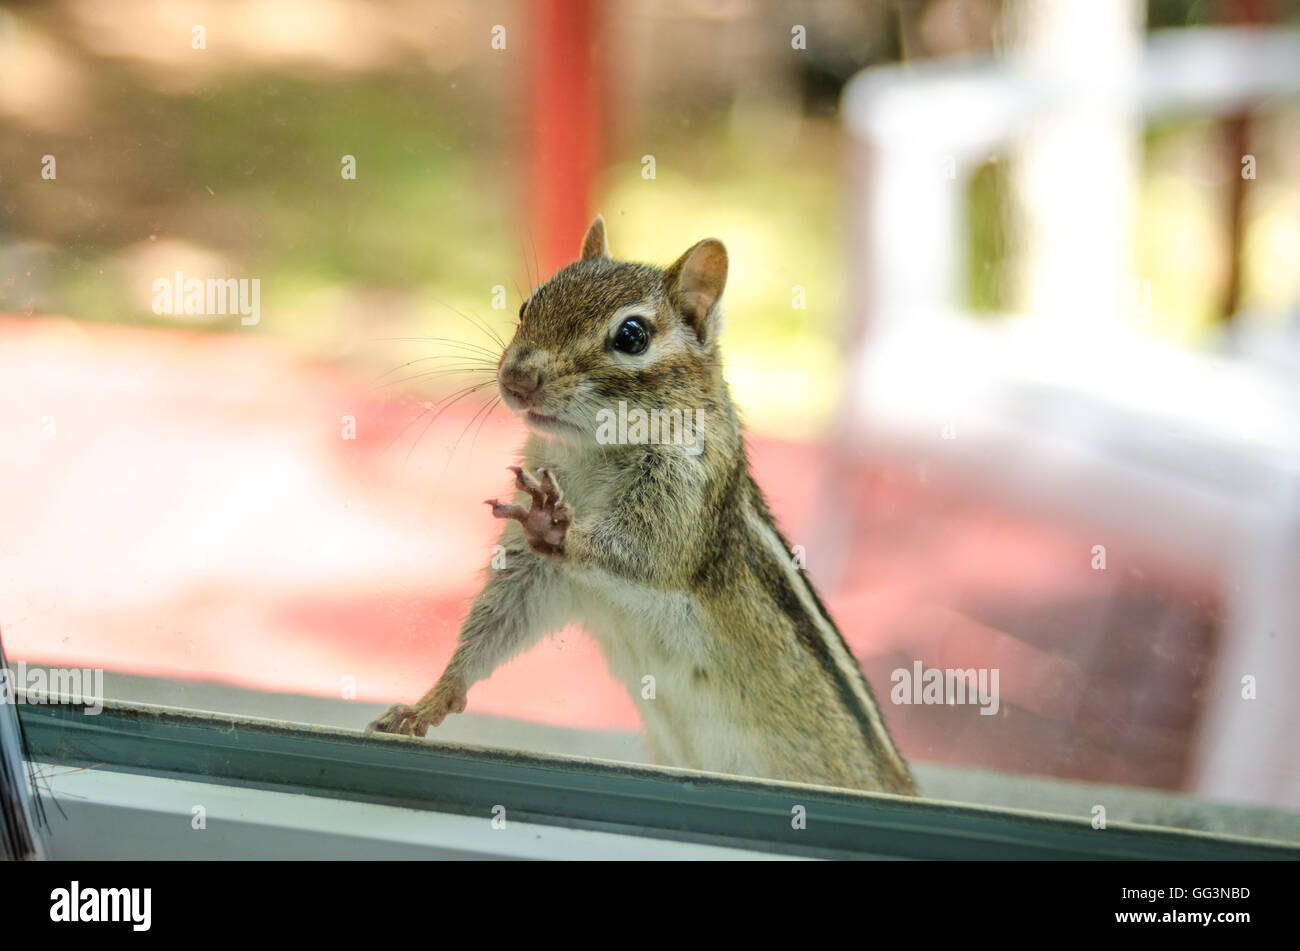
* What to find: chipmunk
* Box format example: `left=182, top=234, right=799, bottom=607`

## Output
left=367, top=216, right=917, bottom=796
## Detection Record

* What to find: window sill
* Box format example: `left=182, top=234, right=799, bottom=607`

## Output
left=19, top=699, right=1299, bottom=860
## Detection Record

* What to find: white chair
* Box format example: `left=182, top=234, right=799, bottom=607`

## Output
left=821, top=26, right=1300, bottom=809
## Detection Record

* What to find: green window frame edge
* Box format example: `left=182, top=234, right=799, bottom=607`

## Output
left=18, top=699, right=1300, bottom=861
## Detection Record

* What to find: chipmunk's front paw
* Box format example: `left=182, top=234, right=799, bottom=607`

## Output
left=365, top=703, right=431, bottom=737
left=486, top=466, right=573, bottom=561
left=366, top=681, right=467, bottom=737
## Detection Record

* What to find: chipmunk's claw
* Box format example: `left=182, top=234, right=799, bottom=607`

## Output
left=485, top=499, right=528, bottom=520
left=365, top=703, right=430, bottom=737
left=538, top=468, right=562, bottom=506
left=366, top=680, right=468, bottom=737
left=492, top=466, right=572, bottom=560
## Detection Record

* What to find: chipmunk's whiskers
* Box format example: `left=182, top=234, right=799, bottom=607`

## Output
left=438, top=393, right=505, bottom=481
left=371, top=366, right=495, bottom=393
left=517, top=229, right=542, bottom=295
left=371, top=336, right=501, bottom=359
left=424, top=295, right=509, bottom=351
left=399, top=380, right=499, bottom=466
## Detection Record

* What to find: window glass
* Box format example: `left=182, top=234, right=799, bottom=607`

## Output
left=2, top=0, right=1298, bottom=847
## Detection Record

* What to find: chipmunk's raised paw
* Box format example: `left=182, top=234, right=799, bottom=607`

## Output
left=486, top=466, right=573, bottom=560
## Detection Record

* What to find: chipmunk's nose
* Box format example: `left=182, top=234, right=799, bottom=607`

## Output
left=500, top=365, right=543, bottom=407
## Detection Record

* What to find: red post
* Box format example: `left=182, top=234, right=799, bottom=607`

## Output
left=527, top=0, right=602, bottom=279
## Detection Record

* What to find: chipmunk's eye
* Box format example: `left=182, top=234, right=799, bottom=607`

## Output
left=612, top=317, right=648, bottom=355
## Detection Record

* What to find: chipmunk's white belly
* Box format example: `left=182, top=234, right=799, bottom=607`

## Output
left=568, top=571, right=764, bottom=776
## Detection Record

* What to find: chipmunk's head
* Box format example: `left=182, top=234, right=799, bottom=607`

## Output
left=497, top=216, right=728, bottom=448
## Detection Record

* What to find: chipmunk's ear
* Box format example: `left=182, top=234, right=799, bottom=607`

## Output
left=666, top=238, right=728, bottom=345
left=580, top=214, right=610, bottom=261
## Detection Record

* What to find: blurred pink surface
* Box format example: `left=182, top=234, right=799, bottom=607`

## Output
left=0, top=317, right=1215, bottom=788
